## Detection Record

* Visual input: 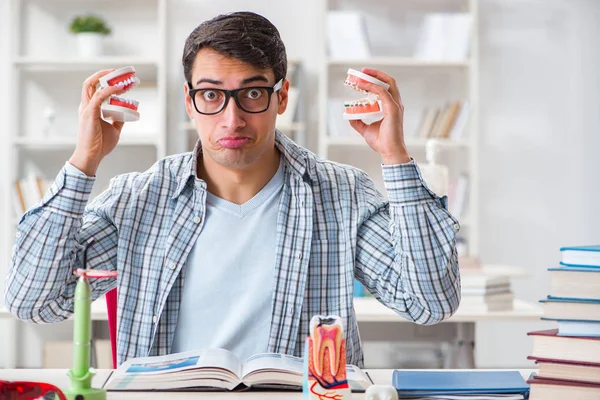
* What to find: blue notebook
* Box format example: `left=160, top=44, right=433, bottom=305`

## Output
left=560, top=245, right=600, bottom=268
left=392, top=370, right=529, bottom=396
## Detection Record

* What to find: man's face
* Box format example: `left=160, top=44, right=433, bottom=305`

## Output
left=184, top=48, right=289, bottom=170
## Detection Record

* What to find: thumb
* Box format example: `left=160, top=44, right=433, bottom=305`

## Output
left=349, top=119, right=368, bottom=136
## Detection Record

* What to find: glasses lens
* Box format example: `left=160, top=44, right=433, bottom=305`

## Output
left=193, top=89, right=226, bottom=114
left=237, top=87, right=270, bottom=113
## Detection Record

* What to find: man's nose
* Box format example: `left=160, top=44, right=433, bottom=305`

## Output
left=221, top=97, right=246, bottom=128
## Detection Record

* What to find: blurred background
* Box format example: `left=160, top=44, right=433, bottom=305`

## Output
left=1, top=0, right=599, bottom=370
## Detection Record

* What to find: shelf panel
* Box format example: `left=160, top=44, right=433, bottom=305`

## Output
left=13, top=135, right=159, bottom=148
left=328, top=57, right=470, bottom=68
left=14, top=57, right=160, bottom=81
left=326, top=136, right=470, bottom=148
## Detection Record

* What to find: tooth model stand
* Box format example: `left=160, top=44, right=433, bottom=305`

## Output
left=303, top=315, right=351, bottom=400
left=64, top=239, right=118, bottom=400
left=99, top=66, right=141, bottom=122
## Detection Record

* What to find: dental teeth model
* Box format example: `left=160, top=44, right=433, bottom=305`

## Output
left=342, top=68, right=390, bottom=124
left=303, top=315, right=351, bottom=399
left=99, top=66, right=140, bottom=122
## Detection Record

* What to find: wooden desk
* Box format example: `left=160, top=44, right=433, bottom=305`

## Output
left=0, top=369, right=537, bottom=399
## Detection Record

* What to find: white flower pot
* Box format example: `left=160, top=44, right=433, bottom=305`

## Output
left=76, top=33, right=104, bottom=57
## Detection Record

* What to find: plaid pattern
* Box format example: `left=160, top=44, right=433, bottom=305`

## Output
left=5, top=131, right=460, bottom=367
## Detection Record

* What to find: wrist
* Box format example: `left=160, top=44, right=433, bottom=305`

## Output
left=381, top=150, right=411, bottom=165
left=69, top=151, right=99, bottom=177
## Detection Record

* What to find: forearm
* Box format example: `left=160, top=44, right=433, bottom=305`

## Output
left=383, top=160, right=460, bottom=323
left=4, top=164, right=104, bottom=323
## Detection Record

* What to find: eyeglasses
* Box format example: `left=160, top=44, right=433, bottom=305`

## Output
left=0, top=380, right=67, bottom=400
left=188, top=79, right=283, bottom=115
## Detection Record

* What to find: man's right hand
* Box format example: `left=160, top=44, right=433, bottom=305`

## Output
left=69, top=69, right=128, bottom=177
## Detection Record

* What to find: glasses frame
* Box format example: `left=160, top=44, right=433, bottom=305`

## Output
left=187, top=78, right=283, bottom=115
left=0, top=380, right=67, bottom=400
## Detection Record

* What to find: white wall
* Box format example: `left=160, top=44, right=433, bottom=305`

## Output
left=2, top=0, right=600, bottom=368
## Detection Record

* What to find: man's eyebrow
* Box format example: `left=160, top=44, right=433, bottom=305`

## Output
left=194, top=75, right=269, bottom=86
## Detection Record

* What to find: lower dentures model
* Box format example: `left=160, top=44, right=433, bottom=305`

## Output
left=99, top=66, right=140, bottom=122
left=342, top=68, right=390, bottom=124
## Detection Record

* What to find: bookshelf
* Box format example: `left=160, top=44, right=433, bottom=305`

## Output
left=319, top=0, right=480, bottom=257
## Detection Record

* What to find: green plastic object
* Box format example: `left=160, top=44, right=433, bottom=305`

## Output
left=64, top=239, right=117, bottom=400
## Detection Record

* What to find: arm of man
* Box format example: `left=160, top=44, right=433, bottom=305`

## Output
left=349, top=68, right=460, bottom=325
left=4, top=163, right=119, bottom=323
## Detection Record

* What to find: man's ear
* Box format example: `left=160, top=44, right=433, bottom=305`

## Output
left=277, top=79, right=291, bottom=115
left=184, top=81, right=195, bottom=120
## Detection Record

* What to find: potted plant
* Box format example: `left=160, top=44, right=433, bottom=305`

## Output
left=69, top=15, right=111, bottom=57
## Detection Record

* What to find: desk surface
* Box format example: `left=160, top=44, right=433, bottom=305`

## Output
left=1, top=369, right=537, bottom=399
left=0, top=297, right=543, bottom=322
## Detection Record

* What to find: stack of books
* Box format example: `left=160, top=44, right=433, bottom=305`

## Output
left=527, top=245, right=600, bottom=399
left=460, top=273, right=514, bottom=312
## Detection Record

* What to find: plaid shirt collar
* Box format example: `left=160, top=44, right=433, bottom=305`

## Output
left=172, top=129, right=310, bottom=199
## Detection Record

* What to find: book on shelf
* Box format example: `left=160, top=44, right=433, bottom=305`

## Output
left=527, top=375, right=600, bottom=399
left=528, top=329, right=600, bottom=364
left=548, top=267, right=600, bottom=300
left=540, top=296, right=600, bottom=322
left=528, top=356, right=600, bottom=385
left=414, top=13, right=473, bottom=62
left=559, top=245, right=600, bottom=268
left=327, top=10, right=371, bottom=59
left=415, top=101, right=470, bottom=140
left=103, top=348, right=372, bottom=392
left=13, top=174, right=52, bottom=216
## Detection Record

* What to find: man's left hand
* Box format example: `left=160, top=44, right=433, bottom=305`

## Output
left=349, top=68, right=411, bottom=165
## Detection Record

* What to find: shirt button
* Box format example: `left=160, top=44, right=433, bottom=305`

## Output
left=193, top=216, right=201, bottom=224
left=288, top=309, right=294, bottom=316
left=453, top=223, right=460, bottom=231
left=168, top=262, right=177, bottom=270
left=15, top=231, right=22, bottom=238
left=152, top=315, right=158, bottom=323
left=300, top=199, right=305, bottom=207
left=194, top=181, right=202, bottom=189
left=296, top=251, right=302, bottom=260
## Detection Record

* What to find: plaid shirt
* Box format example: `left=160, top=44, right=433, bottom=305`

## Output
left=5, top=131, right=461, bottom=367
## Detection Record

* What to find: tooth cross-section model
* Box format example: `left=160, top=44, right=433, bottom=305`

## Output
left=303, top=315, right=351, bottom=400
left=99, top=66, right=141, bottom=122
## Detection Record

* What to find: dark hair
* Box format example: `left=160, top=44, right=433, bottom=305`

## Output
left=182, top=11, right=287, bottom=86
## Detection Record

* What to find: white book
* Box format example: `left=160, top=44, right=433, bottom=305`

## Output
left=449, top=101, right=471, bottom=139
left=104, top=348, right=371, bottom=392
left=327, top=11, right=371, bottom=59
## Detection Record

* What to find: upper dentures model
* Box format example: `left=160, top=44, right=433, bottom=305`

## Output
left=342, top=68, right=390, bottom=124
left=99, top=66, right=140, bottom=122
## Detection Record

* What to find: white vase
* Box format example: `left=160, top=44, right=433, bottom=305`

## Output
left=76, top=33, right=104, bottom=57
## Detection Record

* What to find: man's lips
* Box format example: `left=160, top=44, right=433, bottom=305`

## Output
left=217, top=136, right=251, bottom=149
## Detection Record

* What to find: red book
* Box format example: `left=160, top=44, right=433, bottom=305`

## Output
left=528, top=329, right=600, bottom=364
left=527, top=376, right=600, bottom=399
left=528, top=356, right=600, bottom=385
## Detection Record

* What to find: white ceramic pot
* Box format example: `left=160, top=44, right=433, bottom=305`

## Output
left=76, top=32, right=104, bottom=57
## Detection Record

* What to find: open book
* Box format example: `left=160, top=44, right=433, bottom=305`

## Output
left=103, top=348, right=372, bottom=392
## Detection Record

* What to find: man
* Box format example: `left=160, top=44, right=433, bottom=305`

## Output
left=5, top=12, right=460, bottom=367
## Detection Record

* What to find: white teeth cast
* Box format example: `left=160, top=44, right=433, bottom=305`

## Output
left=343, top=78, right=368, bottom=94
left=114, top=76, right=140, bottom=88
left=110, top=95, right=139, bottom=108
left=344, top=98, right=377, bottom=107
left=309, top=315, right=343, bottom=377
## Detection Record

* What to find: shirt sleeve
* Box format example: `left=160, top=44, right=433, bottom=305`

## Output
left=4, top=162, right=118, bottom=323
left=354, top=159, right=461, bottom=325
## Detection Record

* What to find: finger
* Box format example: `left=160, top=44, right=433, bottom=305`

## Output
left=112, top=121, right=125, bottom=132
left=87, top=85, right=128, bottom=114
left=349, top=119, right=368, bottom=136
left=355, top=81, right=399, bottom=116
left=81, top=69, right=115, bottom=107
left=361, top=68, right=402, bottom=106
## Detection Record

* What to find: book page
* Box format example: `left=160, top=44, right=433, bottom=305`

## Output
left=241, top=353, right=304, bottom=378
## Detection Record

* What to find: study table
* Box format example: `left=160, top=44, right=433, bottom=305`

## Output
left=1, top=368, right=537, bottom=399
